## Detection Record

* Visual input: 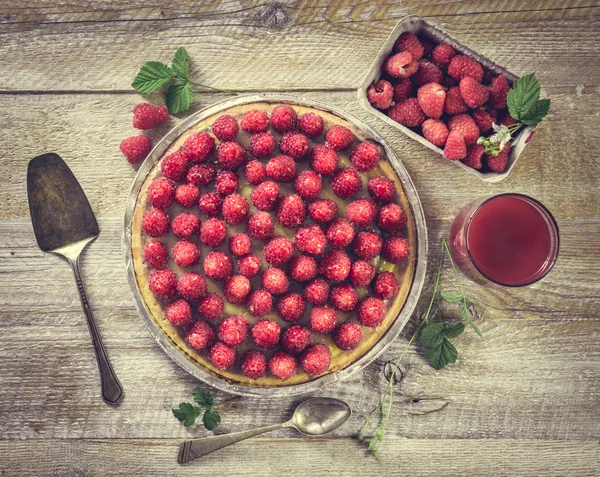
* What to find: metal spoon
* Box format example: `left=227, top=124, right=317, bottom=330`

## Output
left=177, top=397, right=351, bottom=464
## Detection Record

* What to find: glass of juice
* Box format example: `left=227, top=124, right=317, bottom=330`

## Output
left=449, top=194, right=559, bottom=287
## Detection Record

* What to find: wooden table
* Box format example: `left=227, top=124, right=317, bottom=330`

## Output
left=1, top=1, right=599, bottom=475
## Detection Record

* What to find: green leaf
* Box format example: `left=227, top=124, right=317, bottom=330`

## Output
left=192, top=387, right=213, bottom=407
left=461, top=304, right=483, bottom=337
left=203, top=408, right=221, bottom=430
left=440, top=291, right=462, bottom=303
left=172, top=402, right=201, bottom=427
left=166, top=81, right=195, bottom=114
left=131, top=61, right=173, bottom=94
left=507, top=73, right=540, bottom=121
left=420, top=324, right=444, bottom=348
left=443, top=322, right=465, bottom=339
left=172, top=47, right=189, bottom=81
left=424, top=337, right=458, bottom=370
left=520, top=98, right=550, bottom=125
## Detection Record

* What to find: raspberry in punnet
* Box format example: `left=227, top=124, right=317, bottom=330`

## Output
left=149, top=268, right=177, bottom=299
left=247, top=289, right=273, bottom=317
left=177, top=271, right=207, bottom=300
left=488, top=74, right=510, bottom=109
left=120, top=135, right=152, bottom=164
left=304, top=278, right=330, bottom=306
left=165, top=299, right=193, bottom=326
left=222, top=193, right=249, bottom=225
left=262, top=267, right=289, bottom=295
left=300, top=344, right=331, bottom=375
left=373, top=271, right=400, bottom=300
left=299, top=112, right=324, bottom=137
left=281, top=325, right=312, bottom=355
left=241, top=109, right=270, bottom=133
left=251, top=182, right=280, bottom=212
left=333, top=323, right=363, bottom=351
left=252, top=320, right=281, bottom=349
left=183, top=132, right=215, bottom=163
left=212, top=114, right=239, bottom=142
left=244, top=160, right=267, bottom=185
left=499, top=113, right=519, bottom=128
left=346, top=198, right=377, bottom=228
left=217, top=141, right=246, bottom=170
left=161, top=151, right=189, bottom=181
left=172, top=212, right=201, bottom=239
left=471, top=108, right=494, bottom=133
left=295, top=224, right=327, bottom=256
left=459, top=76, right=489, bottom=108
left=388, top=98, right=426, bottom=127
left=241, top=350, right=267, bottom=379
left=309, top=145, right=338, bottom=176
left=277, top=293, right=306, bottom=322
left=432, top=43, right=456, bottom=68
left=368, top=177, right=395, bottom=203
left=412, top=60, right=443, bottom=87
left=215, top=170, right=239, bottom=196
left=270, top=105, right=297, bottom=132
left=444, top=130, right=467, bottom=161
left=294, top=170, right=322, bottom=200
left=142, top=209, right=170, bottom=237
left=331, top=168, right=361, bottom=199
left=394, top=31, right=424, bottom=60
left=175, top=183, right=200, bottom=209
left=144, top=240, right=168, bottom=269
left=277, top=194, right=306, bottom=228
left=264, top=236, right=294, bottom=266
left=393, top=78, right=413, bottom=103
left=448, top=55, right=484, bottom=82
left=133, top=103, right=167, bottom=130
left=367, top=80, right=394, bottom=110
left=269, top=351, right=297, bottom=380
left=319, top=249, right=351, bottom=282
left=352, top=231, right=383, bottom=261
left=198, top=294, right=224, bottom=320
left=325, top=125, right=355, bottom=151
left=209, top=342, right=236, bottom=370
left=417, top=83, right=446, bottom=119
left=266, top=155, right=296, bottom=183
left=382, top=236, right=410, bottom=263
left=350, top=142, right=379, bottom=173
left=384, top=51, right=418, bottom=79
left=308, top=199, right=338, bottom=223
left=249, top=131, right=276, bottom=158
left=443, top=86, right=469, bottom=115
left=330, top=284, right=359, bottom=312
left=378, top=203, right=407, bottom=233
left=358, top=296, right=386, bottom=328
left=229, top=232, right=252, bottom=257
left=198, top=192, right=223, bottom=217
left=200, top=218, right=227, bottom=247
left=289, top=255, right=318, bottom=282
left=309, top=306, right=337, bottom=334
left=172, top=239, right=201, bottom=268
left=280, top=132, right=309, bottom=159
left=224, top=275, right=251, bottom=305
left=147, top=178, right=175, bottom=210
left=349, top=260, right=376, bottom=287
left=486, top=145, right=510, bottom=173
left=218, top=316, right=249, bottom=346
left=203, top=251, right=233, bottom=281
left=422, top=119, right=449, bottom=147
left=187, top=321, right=215, bottom=351
left=247, top=211, right=275, bottom=240
left=187, top=163, right=216, bottom=186
left=238, top=254, right=262, bottom=278
left=447, top=114, right=479, bottom=146
left=463, top=144, right=485, bottom=170
left=326, top=218, right=355, bottom=248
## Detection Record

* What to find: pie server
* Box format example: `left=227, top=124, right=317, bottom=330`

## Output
left=27, top=153, right=123, bottom=406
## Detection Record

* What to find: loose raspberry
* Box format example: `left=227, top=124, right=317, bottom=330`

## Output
left=367, top=80, right=394, bottom=110
left=295, top=224, right=327, bottom=256
left=155, top=106, right=168, bottom=124
left=241, top=350, right=267, bottom=379
left=394, top=31, right=424, bottom=60
left=443, top=86, right=469, bottom=115
left=198, top=192, right=223, bottom=217
left=463, top=144, right=485, bottom=170
left=215, top=171, right=239, bottom=196
left=350, top=143, right=380, bottom=172
left=352, top=231, right=383, bottom=260
left=252, top=320, right=281, bottom=349
left=222, top=193, right=249, bottom=225
left=165, top=299, right=193, bottom=326
left=144, top=240, right=169, bottom=269
left=384, top=51, right=419, bottom=78
left=432, top=43, right=456, bottom=68
left=326, top=218, right=356, bottom=248
left=368, top=177, right=395, bottom=203
left=382, top=236, right=410, bottom=263
left=269, top=351, right=297, bottom=380
left=346, top=198, right=377, bottom=228
left=378, top=203, right=408, bottom=233
left=247, top=289, right=273, bottom=317
left=120, top=135, right=152, bottom=163
left=280, top=132, right=309, bottom=159
left=331, top=168, right=361, bottom=199
left=217, top=141, right=246, bottom=170
left=229, top=232, right=252, bottom=257
left=488, top=74, right=510, bottom=109
left=459, top=76, right=489, bottom=108
left=264, top=236, right=294, bottom=266
left=333, top=323, right=363, bottom=351
left=249, top=131, right=276, bottom=159
left=358, top=296, right=386, bottom=328
left=308, top=199, right=338, bottom=223
left=203, top=251, right=233, bottom=281
left=209, top=342, right=236, bottom=370
left=149, top=268, right=177, bottom=299
left=241, top=109, right=270, bottom=133
left=262, top=267, right=289, bottom=295
left=486, top=144, right=510, bottom=173
left=304, top=278, right=330, bottom=306
left=250, top=181, right=280, bottom=212
left=393, top=78, right=413, bottom=103
left=161, top=151, right=189, bottom=181
left=171, top=212, right=201, bottom=239
left=133, top=103, right=166, bottom=130
left=422, top=118, right=449, bottom=146
left=412, top=60, right=443, bottom=87
left=448, top=114, right=480, bottom=145
left=198, top=294, right=224, bottom=320
left=281, top=325, right=312, bottom=355
left=187, top=163, right=217, bottom=186
left=349, top=260, right=376, bottom=287
left=187, top=321, right=215, bottom=350
left=247, top=211, right=275, bottom=240
left=300, top=344, right=331, bottom=375
left=294, top=170, right=322, bottom=200
left=199, top=218, right=227, bottom=247
left=309, top=306, right=337, bottom=334
left=147, top=178, right=175, bottom=210
left=330, top=284, right=359, bottom=312
left=175, top=183, right=200, bottom=208
left=309, top=145, right=339, bottom=175
left=388, top=98, right=426, bottom=127
left=471, top=108, right=494, bottom=133
left=270, top=105, right=297, bottom=132
left=373, top=271, right=400, bottom=300
left=266, top=155, right=296, bottom=183
left=224, top=275, right=251, bottom=305
left=325, top=125, right=355, bottom=151
left=172, top=239, right=201, bottom=268
left=448, top=55, right=484, bottom=82
left=277, top=293, right=306, bottom=322
left=289, top=255, right=318, bottom=282
left=299, top=112, right=324, bottom=137
left=238, top=254, right=262, bottom=278
left=218, top=316, right=249, bottom=346
left=319, top=249, right=351, bottom=282
left=277, top=194, right=306, bottom=228
left=212, top=114, right=239, bottom=142
left=417, top=83, right=446, bottom=119
left=177, top=272, right=207, bottom=300
left=183, top=132, right=215, bottom=163
left=244, top=160, right=267, bottom=185
left=142, top=209, right=170, bottom=237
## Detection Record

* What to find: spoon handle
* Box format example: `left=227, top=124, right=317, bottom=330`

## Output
left=178, top=421, right=291, bottom=464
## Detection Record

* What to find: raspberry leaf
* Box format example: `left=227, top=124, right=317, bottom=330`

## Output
left=424, top=336, right=458, bottom=370
left=172, top=47, right=189, bottom=81
left=203, top=408, right=221, bottom=430
left=166, top=81, right=195, bottom=114
left=440, top=291, right=462, bottom=303
left=192, top=387, right=213, bottom=407
left=520, top=98, right=550, bottom=125
left=420, top=323, right=444, bottom=348
left=443, top=322, right=465, bottom=339
left=172, top=402, right=202, bottom=427
left=508, top=73, right=540, bottom=120
left=461, top=302, right=483, bottom=337
left=132, top=61, right=173, bottom=94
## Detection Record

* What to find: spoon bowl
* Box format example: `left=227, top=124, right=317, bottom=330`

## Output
left=291, top=398, right=351, bottom=436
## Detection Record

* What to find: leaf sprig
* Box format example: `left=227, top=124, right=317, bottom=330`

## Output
left=172, top=387, right=221, bottom=430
